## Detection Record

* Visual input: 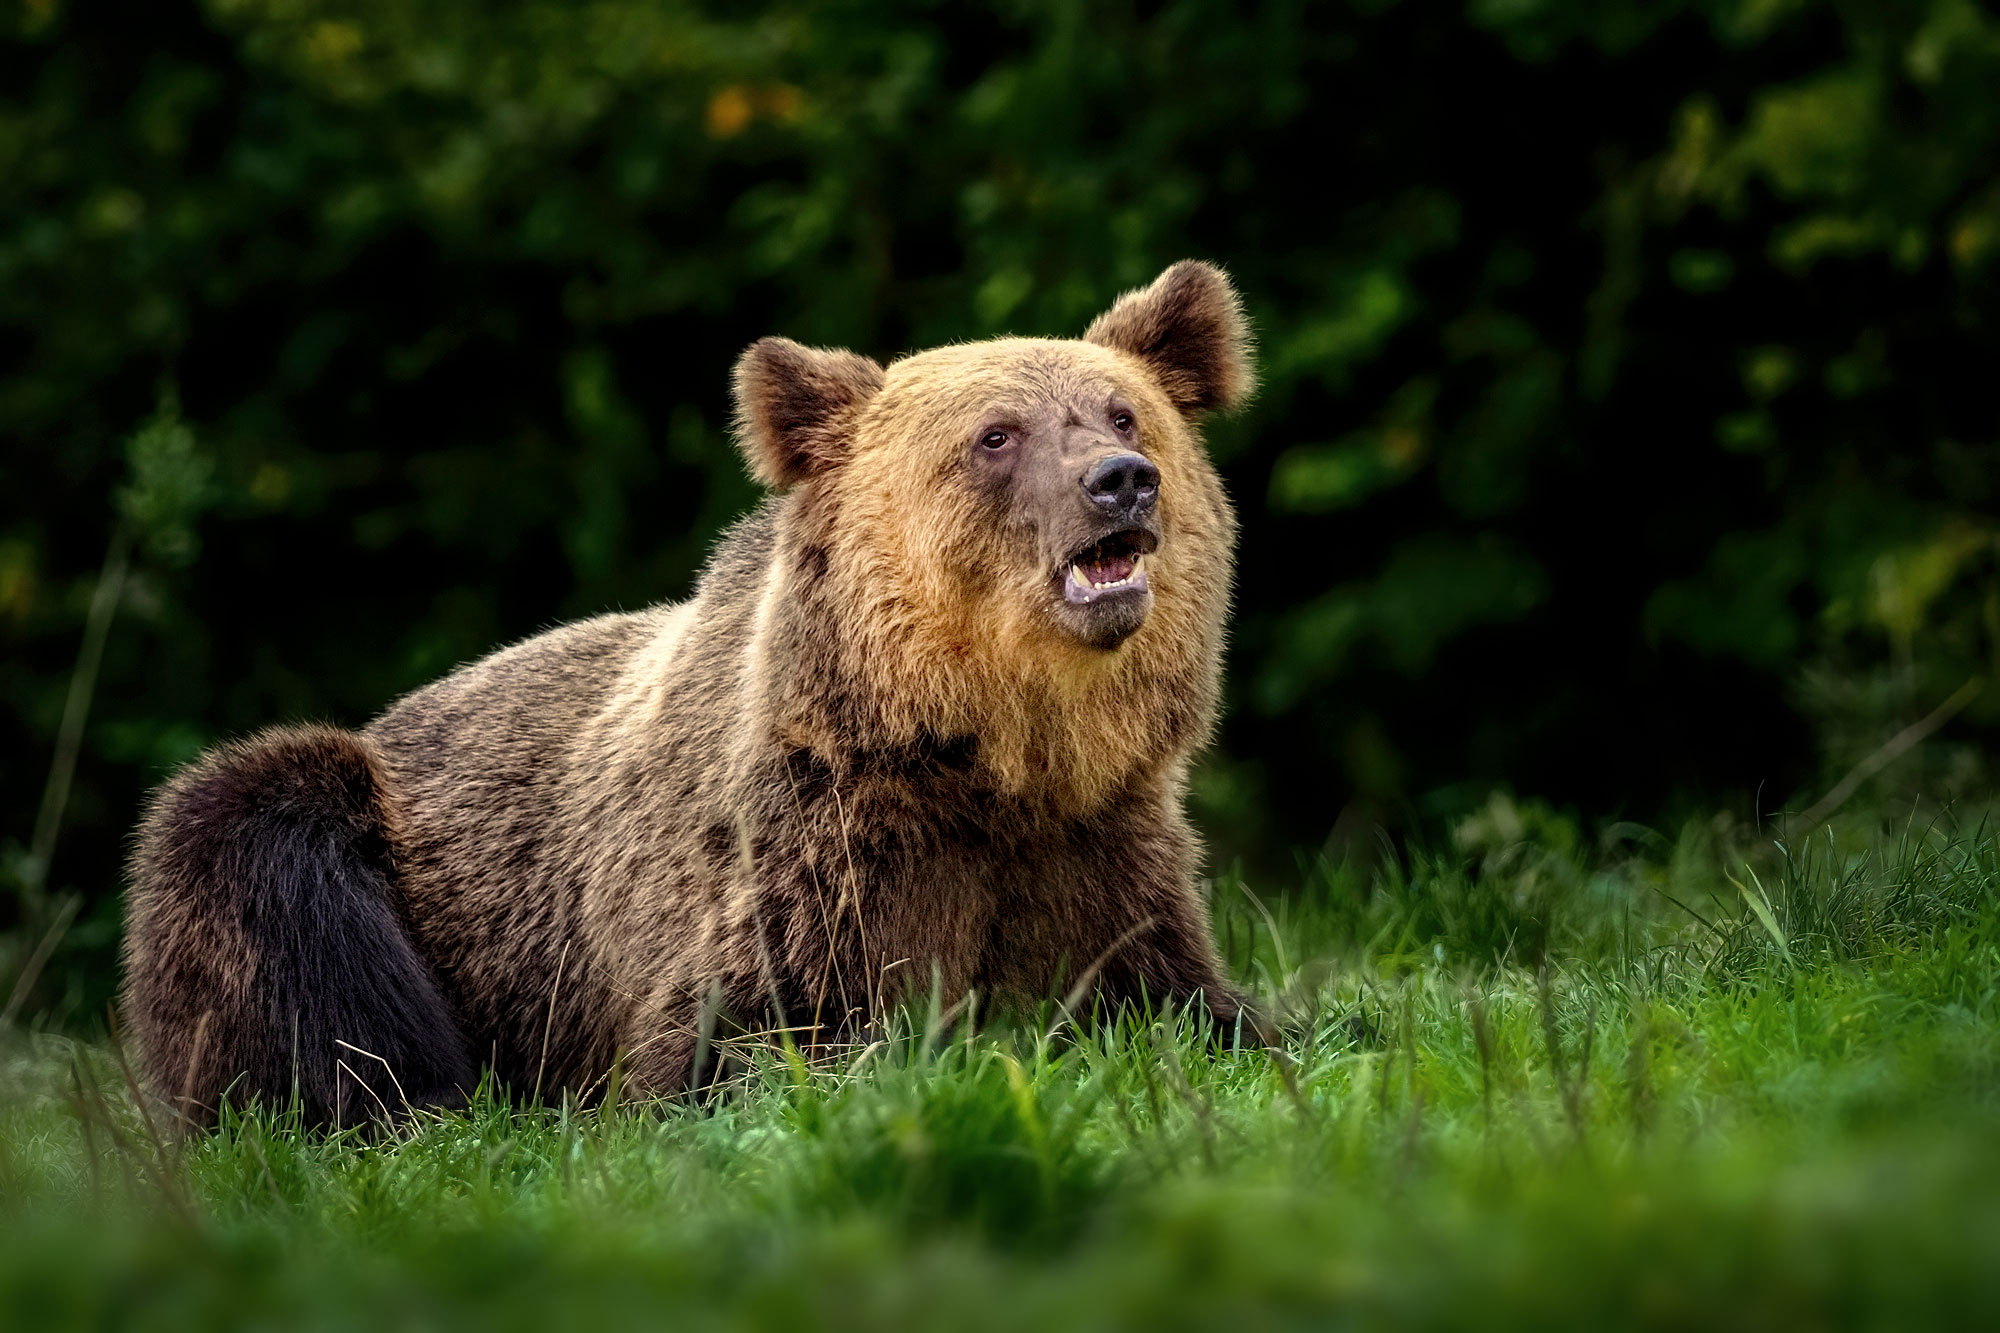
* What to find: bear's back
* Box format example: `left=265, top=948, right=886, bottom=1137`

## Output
left=369, top=607, right=665, bottom=805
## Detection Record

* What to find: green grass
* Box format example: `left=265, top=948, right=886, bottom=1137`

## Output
left=5, top=810, right=2000, bottom=1330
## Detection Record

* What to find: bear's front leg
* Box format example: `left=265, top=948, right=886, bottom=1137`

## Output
left=1091, top=894, right=1274, bottom=1048
left=991, top=809, right=1274, bottom=1046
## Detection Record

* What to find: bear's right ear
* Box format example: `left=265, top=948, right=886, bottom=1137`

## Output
left=731, top=337, right=885, bottom=489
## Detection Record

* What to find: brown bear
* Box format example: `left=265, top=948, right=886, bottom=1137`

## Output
left=120, top=260, right=1261, bottom=1127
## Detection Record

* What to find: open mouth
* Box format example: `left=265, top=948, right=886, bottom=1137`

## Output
left=1060, top=529, right=1160, bottom=606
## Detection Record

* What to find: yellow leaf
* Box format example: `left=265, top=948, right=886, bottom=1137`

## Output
left=706, top=86, right=754, bottom=139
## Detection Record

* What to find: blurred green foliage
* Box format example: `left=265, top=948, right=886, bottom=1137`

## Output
left=5, top=0, right=2000, bottom=1011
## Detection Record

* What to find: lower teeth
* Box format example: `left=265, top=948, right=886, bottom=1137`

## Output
left=1073, top=556, right=1143, bottom=590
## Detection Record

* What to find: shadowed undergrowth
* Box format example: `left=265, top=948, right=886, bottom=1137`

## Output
left=4, top=812, right=2000, bottom=1330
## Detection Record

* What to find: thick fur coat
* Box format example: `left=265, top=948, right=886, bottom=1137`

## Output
left=121, top=261, right=1261, bottom=1126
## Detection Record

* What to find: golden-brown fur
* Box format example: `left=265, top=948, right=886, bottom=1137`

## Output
left=120, top=261, right=1261, bottom=1125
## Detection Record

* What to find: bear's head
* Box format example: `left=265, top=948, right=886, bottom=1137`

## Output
left=732, top=261, right=1254, bottom=806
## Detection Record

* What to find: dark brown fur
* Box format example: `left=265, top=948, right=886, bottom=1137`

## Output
left=120, top=261, right=1261, bottom=1126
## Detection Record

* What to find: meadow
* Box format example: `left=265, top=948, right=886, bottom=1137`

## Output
left=5, top=803, right=1998, bottom=1331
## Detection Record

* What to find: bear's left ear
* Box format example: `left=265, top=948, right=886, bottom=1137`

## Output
left=731, top=337, right=886, bottom=489
left=1084, top=260, right=1256, bottom=415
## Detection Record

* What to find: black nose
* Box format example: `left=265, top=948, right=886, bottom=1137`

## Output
left=1082, top=452, right=1160, bottom=516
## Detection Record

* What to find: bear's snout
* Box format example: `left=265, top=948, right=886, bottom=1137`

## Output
left=1082, top=451, right=1160, bottom=521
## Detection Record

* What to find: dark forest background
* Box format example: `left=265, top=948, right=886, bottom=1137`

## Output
left=5, top=0, right=1999, bottom=1019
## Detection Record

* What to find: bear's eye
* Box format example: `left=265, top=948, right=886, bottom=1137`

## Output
left=1111, top=410, right=1136, bottom=433
left=979, top=429, right=1011, bottom=451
